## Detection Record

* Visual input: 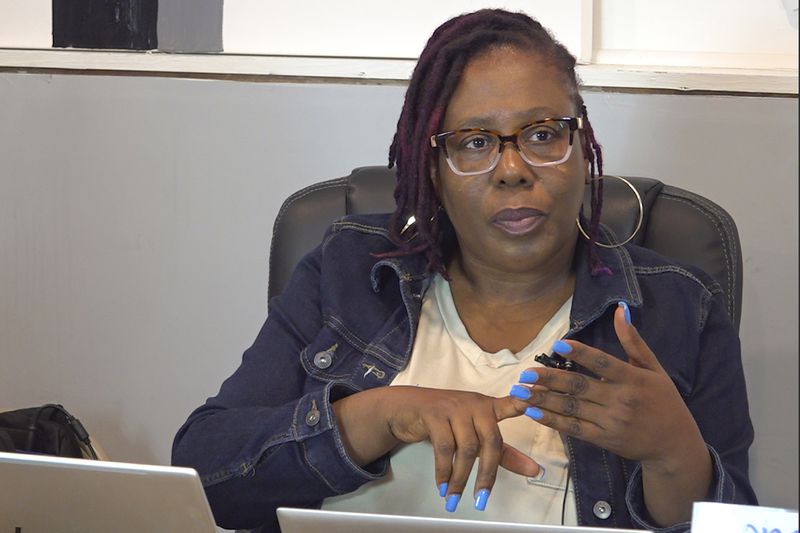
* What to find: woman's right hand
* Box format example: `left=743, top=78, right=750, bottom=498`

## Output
left=332, top=386, right=540, bottom=509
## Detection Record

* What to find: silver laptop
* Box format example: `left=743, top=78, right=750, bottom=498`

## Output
left=0, top=451, right=217, bottom=533
left=277, top=507, right=651, bottom=533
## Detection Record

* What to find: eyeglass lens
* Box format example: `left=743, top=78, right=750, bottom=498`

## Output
left=445, top=120, right=572, bottom=174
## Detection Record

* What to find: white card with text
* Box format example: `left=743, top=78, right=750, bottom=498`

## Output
left=692, top=502, right=798, bottom=533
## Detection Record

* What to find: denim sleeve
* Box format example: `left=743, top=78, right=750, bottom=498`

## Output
left=625, top=290, right=757, bottom=532
left=171, top=240, right=387, bottom=530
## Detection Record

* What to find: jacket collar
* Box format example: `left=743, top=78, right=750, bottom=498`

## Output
left=370, top=255, right=428, bottom=293
left=570, top=227, right=643, bottom=332
left=370, top=225, right=643, bottom=331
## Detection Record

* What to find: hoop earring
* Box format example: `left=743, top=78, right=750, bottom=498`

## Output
left=576, top=175, right=643, bottom=248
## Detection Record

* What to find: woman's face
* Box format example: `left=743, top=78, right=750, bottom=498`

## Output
left=433, top=47, right=588, bottom=275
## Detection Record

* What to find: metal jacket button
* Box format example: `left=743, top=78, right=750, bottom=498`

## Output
left=313, top=344, right=337, bottom=369
left=305, top=400, right=321, bottom=427
left=592, top=500, right=612, bottom=519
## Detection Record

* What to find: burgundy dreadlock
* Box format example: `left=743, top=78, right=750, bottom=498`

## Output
left=384, top=9, right=608, bottom=276
left=580, top=104, right=611, bottom=276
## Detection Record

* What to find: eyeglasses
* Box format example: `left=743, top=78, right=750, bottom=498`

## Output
left=430, top=117, right=583, bottom=176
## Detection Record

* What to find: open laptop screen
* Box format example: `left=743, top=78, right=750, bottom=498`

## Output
left=0, top=451, right=216, bottom=533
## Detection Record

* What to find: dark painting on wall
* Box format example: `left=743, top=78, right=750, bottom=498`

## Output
left=53, top=0, right=158, bottom=50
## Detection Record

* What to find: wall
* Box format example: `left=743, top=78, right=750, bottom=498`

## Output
left=594, top=0, right=798, bottom=69
left=0, top=72, right=797, bottom=513
left=3, top=0, right=797, bottom=71
left=2, top=1, right=796, bottom=94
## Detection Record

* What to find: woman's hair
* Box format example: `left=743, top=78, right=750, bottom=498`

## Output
left=384, top=9, right=607, bottom=276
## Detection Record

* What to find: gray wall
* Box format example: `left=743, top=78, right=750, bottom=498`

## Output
left=1, top=72, right=797, bottom=512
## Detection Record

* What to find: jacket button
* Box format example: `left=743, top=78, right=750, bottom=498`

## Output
left=313, top=351, right=332, bottom=369
left=305, top=409, right=320, bottom=426
left=313, top=344, right=337, bottom=369
left=592, top=500, right=612, bottom=520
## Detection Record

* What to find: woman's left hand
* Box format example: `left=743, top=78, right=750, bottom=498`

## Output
left=513, top=302, right=713, bottom=526
left=515, top=302, right=704, bottom=474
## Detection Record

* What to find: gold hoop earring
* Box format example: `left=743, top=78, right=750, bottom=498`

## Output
left=576, top=175, right=643, bottom=248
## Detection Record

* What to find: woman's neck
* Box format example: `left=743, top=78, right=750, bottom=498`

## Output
left=448, top=245, right=576, bottom=306
left=445, top=251, right=577, bottom=353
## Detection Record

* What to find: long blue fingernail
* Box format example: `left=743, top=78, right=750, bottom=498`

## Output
left=509, top=385, right=531, bottom=400
left=474, top=489, right=490, bottom=511
left=438, top=483, right=448, bottom=497
left=618, top=301, right=631, bottom=324
left=445, top=493, right=461, bottom=512
left=552, top=340, right=572, bottom=354
left=519, top=369, right=539, bottom=384
left=525, top=407, right=543, bottom=420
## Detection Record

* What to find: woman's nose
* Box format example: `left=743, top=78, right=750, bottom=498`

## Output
left=490, top=142, right=536, bottom=187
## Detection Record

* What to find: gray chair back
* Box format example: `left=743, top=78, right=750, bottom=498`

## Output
left=268, top=166, right=742, bottom=331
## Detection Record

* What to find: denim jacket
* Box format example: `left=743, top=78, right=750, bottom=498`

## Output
left=172, top=214, right=756, bottom=532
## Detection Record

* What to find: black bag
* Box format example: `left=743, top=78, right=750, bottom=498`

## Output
left=0, top=404, right=97, bottom=459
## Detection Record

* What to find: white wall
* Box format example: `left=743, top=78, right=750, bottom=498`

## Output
left=223, top=0, right=587, bottom=60
left=2, top=0, right=797, bottom=72
left=0, top=72, right=797, bottom=513
left=595, top=0, right=798, bottom=69
left=0, top=0, right=587, bottom=55
left=0, top=0, right=51, bottom=48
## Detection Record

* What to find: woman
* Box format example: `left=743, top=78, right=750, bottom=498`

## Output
left=173, top=9, right=756, bottom=532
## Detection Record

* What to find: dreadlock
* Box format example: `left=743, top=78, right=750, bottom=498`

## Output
left=384, top=9, right=607, bottom=276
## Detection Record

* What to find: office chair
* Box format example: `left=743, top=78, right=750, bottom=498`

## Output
left=268, top=166, right=742, bottom=332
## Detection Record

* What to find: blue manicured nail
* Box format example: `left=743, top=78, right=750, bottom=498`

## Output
left=519, top=369, right=539, bottom=384
left=525, top=406, right=543, bottom=420
left=438, top=482, right=448, bottom=498
left=509, top=385, right=531, bottom=400
left=445, top=493, right=461, bottom=512
left=618, top=301, right=631, bottom=324
left=552, top=340, right=572, bottom=354
left=474, top=489, right=490, bottom=511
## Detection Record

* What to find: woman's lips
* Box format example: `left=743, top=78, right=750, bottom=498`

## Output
left=491, top=207, right=546, bottom=235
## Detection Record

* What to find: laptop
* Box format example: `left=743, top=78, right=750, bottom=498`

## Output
left=0, top=451, right=217, bottom=533
left=277, top=507, right=651, bottom=533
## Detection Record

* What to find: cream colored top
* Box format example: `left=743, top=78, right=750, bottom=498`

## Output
left=324, top=274, right=577, bottom=526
